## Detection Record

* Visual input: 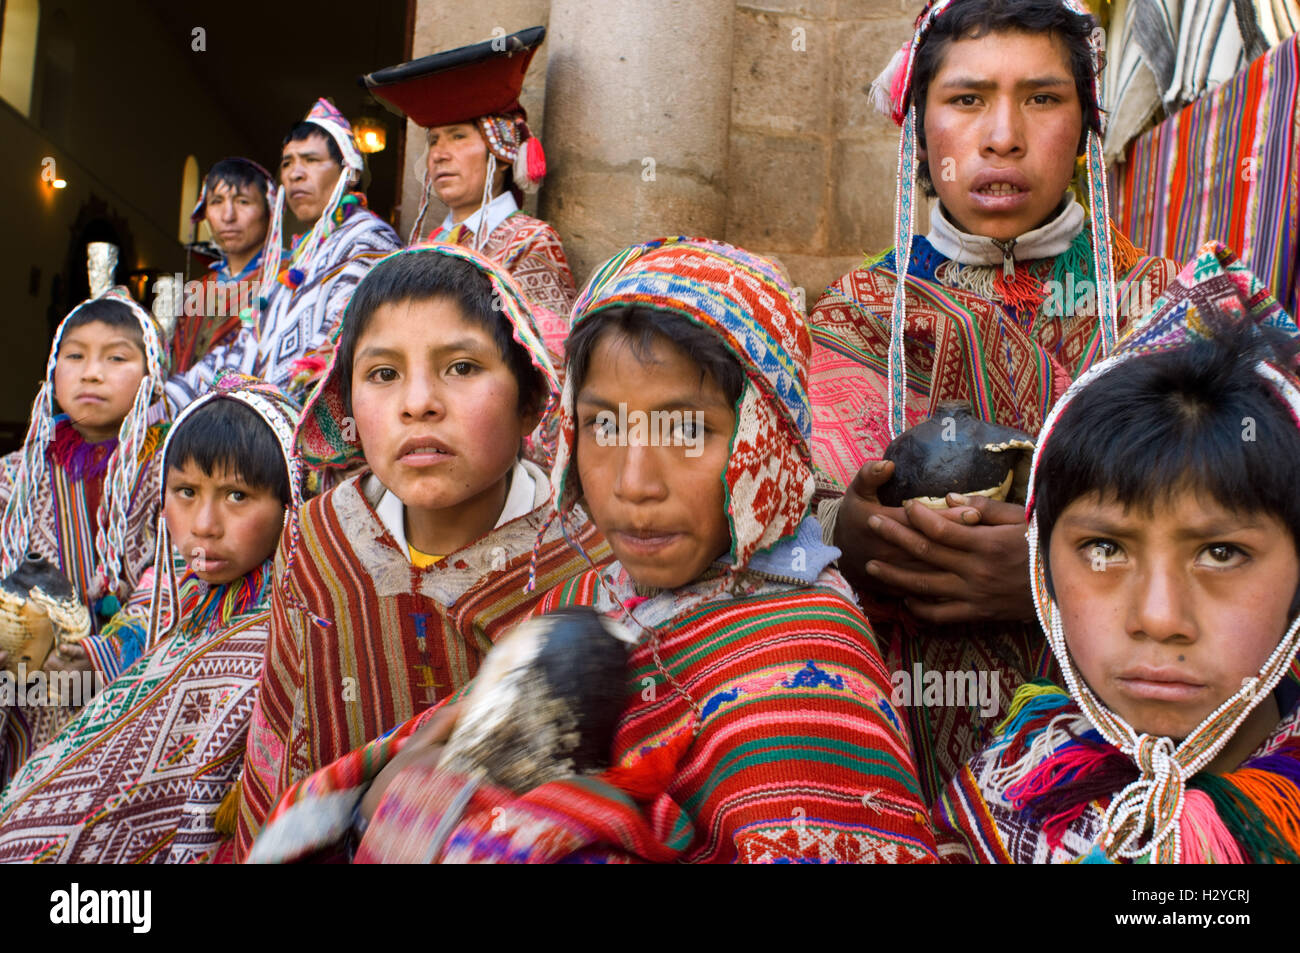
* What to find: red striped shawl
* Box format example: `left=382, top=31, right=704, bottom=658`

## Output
left=233, top=468, right=606, bottom=858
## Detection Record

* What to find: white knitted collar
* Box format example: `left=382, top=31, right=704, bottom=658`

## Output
left=927, top=196, right=1085, bottom=274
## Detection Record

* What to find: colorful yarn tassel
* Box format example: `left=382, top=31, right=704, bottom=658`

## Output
left=1180, top=789, right=1245, bottom=863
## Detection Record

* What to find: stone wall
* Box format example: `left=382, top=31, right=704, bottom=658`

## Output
left=726, top=0, right=922, bottom=303
left=402, top=0, right=926, bottom=302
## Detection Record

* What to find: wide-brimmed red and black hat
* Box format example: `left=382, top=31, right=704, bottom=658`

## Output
left=361, top=25, right=544, bottom=130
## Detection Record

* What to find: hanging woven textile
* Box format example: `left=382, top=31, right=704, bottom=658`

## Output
left=1110, top=34, right=1300, bottom=313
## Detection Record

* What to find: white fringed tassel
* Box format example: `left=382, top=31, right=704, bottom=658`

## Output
left=869, top=45, right=907, bottom=119
left=254, top=186, right=288, bottom=330
left=886, top=107, right=918, bottom=440
left=475, top=154, right=497, bottom=252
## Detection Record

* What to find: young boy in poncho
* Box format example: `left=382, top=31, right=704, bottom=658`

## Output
left=233, top=242, right=606, bottom=858
left=935, top=245, right=1300, bottom=863
left=0, top=375, right=301, bottom=862
left=0, top=286, right=172, bottom=784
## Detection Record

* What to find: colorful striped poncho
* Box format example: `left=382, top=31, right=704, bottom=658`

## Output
left=0, top=559, right=273, bottom=863
left=233, top=466, right=608, bottom=859
left=428, top=211, right=578, bottom=363
left=249, top=547, right=937, bottom=865
left=934, top=682, right=1300, bottom=863
left=807, top=220, right=1179, bottom=806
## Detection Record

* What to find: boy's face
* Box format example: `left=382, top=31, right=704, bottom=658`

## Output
left=920, top=28, right=1084, bottom=241
left=427, top=123, right=493, bottom=214
left=204, top=180, right=268, bottom=260
left=53, top=320, right=146, bottom=443
left=1048, top=487, right=1299, bottom=741
left=349, top=298, right=537, bottom=529
left=575, top=330, right=735, bottom=590
left=164, top=461, right=285, bottom=586
left=280, top=131, right=343, bottom=224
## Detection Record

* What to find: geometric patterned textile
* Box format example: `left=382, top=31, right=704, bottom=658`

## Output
left=0, top=562, right=271, bottom=863
left=428, top=211, right=579, bottom=362
left=1111, top=35, right=1300, bottom=315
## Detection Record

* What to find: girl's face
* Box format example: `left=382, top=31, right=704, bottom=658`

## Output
left=1049, top=486, right=1299, bottom=742
left=574, top=330, right=736, bottom=590
left=53, top=320, right=147, bottom=443
left=349, top=297, right=538, bottom=553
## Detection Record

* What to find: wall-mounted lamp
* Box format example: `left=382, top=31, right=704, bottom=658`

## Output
left=352, top=111, right=387, bottom=154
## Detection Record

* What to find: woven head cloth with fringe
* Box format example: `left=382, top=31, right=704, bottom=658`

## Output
left=542, top=236, right=815, bottom=583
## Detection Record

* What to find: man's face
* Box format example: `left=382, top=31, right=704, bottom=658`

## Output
left=280, top=130, right=344, bottom=224
left=204, top=180, right=268, bottom=260
left=426, top=123, right=492, bottom=214
left=920, top=29, right=1084, bottom=241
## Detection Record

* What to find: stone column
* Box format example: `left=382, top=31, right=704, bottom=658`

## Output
left=539, top=0, right=736, bottom=283
left=399, top=0, right=553, bottom=239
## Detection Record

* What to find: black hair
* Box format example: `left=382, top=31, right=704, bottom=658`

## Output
left=60, top=298, right=144, bottom=353
left=334, top=251, right=549, bottom=419
left=1033, top=321, right=1300, bottom=600
left=203, top=158, right=272, bottom=214
left=909, top=0, right=1101, bottom=197
left=164, top=398, right=291, bottom=505
left=564, top=305, right=746, bottom=409
left=282, top=121, right=343, bottom=167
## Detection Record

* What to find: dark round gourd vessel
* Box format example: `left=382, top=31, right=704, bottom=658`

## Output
left=437, top=606, right=632, bottom=792
left=0, top=552, right=80, bottom=673
left=878, top=402, right=1035, bottom=508
left=2, top=552, right=76, bottom=601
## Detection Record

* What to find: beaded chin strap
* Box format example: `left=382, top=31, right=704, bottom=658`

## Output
left=871, top=0, right=1117, bottom=439
left=1024, top=356, right=1300, bottom=863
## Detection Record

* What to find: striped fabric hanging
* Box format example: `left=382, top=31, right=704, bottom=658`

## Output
left=1110, top=34, right=1300, bottom=314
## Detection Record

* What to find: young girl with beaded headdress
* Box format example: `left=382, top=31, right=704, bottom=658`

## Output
left=934, top=244, right=1300, bottom=863
left=0, top=374, right=303, bottom=863
left=0, top=256, right=174, bottom=783
left=809, top=0, right=1184, bottom=806
left=247, top=237, right=937, bottom=865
